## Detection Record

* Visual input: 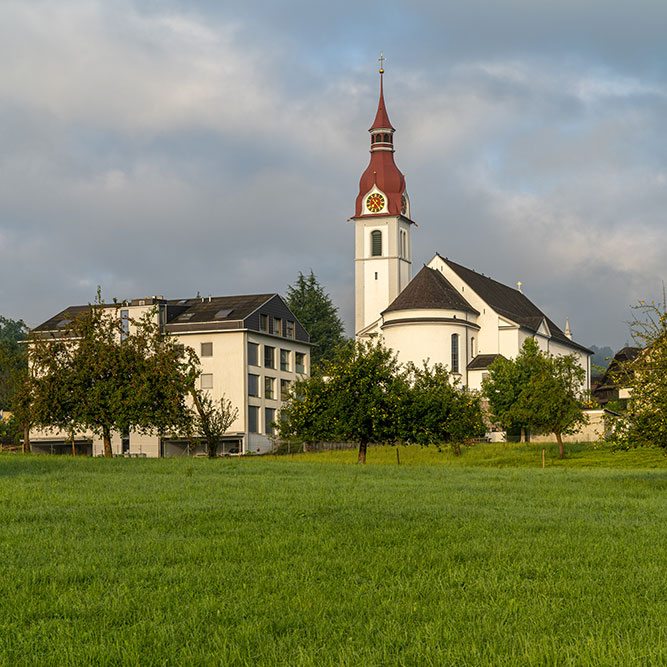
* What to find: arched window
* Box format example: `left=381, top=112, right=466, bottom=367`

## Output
left=384, top=133, right=390, bottom=142
left=371, top=230, right=382, bottom=256
left=451, top=333, right=459, bottom=373
left=470, top=337, right=476, bottom=358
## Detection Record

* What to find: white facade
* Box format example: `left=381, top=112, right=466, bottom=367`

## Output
left=354, top=214, right=413, bottom=336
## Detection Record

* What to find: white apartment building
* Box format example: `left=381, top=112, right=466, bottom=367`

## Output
left=29, top=293, right=311, bottom=456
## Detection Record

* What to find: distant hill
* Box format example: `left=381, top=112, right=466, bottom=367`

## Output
left=589, top=345, right=615, bottom=374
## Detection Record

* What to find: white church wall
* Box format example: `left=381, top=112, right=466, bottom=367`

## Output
left=382, top=313, right=471, bottom=374
left=499, top=327, right=520, bottom=359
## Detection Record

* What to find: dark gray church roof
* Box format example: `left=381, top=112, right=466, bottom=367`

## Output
left=383, top=266, right=479, bottom=315
left=438, top=255, right=591, bottom=354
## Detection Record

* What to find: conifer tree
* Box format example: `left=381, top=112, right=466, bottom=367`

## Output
left=285, top=271, right=347, bottom=368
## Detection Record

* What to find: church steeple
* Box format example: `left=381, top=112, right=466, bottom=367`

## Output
left=354, top=62, right=408, bottom=219
left=353, top=56, right=414, bottom=338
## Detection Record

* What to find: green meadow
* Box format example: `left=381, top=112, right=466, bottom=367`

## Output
left=1, top=447, right=666, bottom=666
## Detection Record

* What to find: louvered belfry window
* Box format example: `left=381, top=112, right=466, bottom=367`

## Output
left=371, top=230, right=382, bottom=257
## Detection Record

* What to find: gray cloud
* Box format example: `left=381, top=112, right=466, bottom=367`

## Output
left=1, top=0, right=666, bottom=350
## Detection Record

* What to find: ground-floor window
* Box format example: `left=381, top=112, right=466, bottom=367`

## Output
left=248, top=405, right=259, bottom=433
left=265, top=408, right=276, bottom=435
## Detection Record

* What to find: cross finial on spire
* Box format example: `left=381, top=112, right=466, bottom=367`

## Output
left=378, top=51, right=386, bottom=74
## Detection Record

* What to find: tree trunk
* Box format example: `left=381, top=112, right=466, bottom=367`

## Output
left=102, top=426, right=113, bottom=458
left=208, top=441, right=217, bottom=458
left=357, top=441, right=367, bottom=464
left=453, top=442, right=461, bottom=457
left=555, top=432, right=565, bottom=459
left=23, top=426, right=30, bottom=454
left=72, top=436, right=76, bottom=457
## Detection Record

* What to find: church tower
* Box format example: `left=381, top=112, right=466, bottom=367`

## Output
left=353, top=60, right=414, bottom=337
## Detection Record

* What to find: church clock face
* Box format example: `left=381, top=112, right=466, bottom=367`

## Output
left=366, top=193, right=385, bottom=213
left=401, top=194, right=407, bottom=215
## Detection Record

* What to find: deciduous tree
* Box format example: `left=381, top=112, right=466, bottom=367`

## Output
left=29, top=293, right=195, bottom=457
left=279, top=340, right=406, bottom=463
left=190, top=390, right=239, bottom=458
left=483, top=339, right=587, bottom=457
left=402, top=362, right=485, bottom=455
left=610, top=296, right=667, bottom=449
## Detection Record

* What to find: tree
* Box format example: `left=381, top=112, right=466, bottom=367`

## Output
left=190, top=390, right=238, bottom=458
left=483, top=339, right=587, bottom=457
left=285, top=271, right=347, bottom=367
left=610, top=296, right=667, bottom=449
left=401, top=362, right=486, bottom=455
left=481, top=342, right=544, bottom=441
left=279, top=340, right=406, bottom=463
left=0, top=316, right=28, bottom=411
left=28, top=292, right=195, bottom=458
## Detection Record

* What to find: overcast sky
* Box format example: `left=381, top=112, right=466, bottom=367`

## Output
left=2, top=0, right=666, bottom=350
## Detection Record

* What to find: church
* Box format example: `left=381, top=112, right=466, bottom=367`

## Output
left=352, top=65, right=592, bottom=391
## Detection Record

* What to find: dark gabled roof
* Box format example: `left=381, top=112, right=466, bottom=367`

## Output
left=33, top=293, right=309, bottom=343
left=165, top=294, right=275, bottom=325
left=438, top=255, right=591, bottom=354
left=467, top=354, right=503, bottom=370
left=32, top=305, right=92, bottom=333
left=383, top=266, right=479, bottom=315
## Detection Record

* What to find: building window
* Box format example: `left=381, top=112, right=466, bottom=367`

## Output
left=295, top=352, right=305, bottom=374
left=265, top=408, right=276, bottom=436
left=286, top=321, right=295, bottom=339
left=248, top=342, right=259, bottom=366
left=260, top=314, right=269, bottom=332
left=264, top=376, right=275, bottom=400
left=248, top=405, right=259, bottom=433
left=120, top=309, right=129, bottom=342
left=280, top=379, right=290, bottom=401
left=451, top=334, right=459, bottom=374
left=280, top=349, right=290, bottom=371
left=371, top=230, right=382, bottom=257
left=201, top=342, right=213, bottom=357
left=264, top=345, right=275, bottom=369
left=272, top=317, right=282, bottom=336
left=470, top=337, right=475, bottom=358
left=248, top=373, right=259, bottom=397
left=201, top=373, right=213, bottom=390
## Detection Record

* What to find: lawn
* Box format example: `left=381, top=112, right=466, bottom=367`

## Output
left=1, top=452, right=666, bottom=665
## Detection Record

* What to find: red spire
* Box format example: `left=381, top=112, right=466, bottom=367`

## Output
left=354, top=66, right=406, bottom=218
left=370, top=72, right=395, bottom=131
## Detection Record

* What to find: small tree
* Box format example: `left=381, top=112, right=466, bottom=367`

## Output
left=285, top=271, right=347, bottom=368
left=481, top=342, right=544, bottom=441
left=29, top=292, right=195, bottom=457
left=279, top=340, right=406, bottom=463
left=401, top=362, right=485, bottom=455
left=190, top=389, right=238, bottom=458
left=483, top=339, right=587, bottom=457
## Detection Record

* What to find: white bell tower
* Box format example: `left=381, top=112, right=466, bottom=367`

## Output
left=352, top=62, right=414, bottom=337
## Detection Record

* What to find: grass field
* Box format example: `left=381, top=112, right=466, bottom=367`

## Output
left=1, top=449, right=666, bottom=665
